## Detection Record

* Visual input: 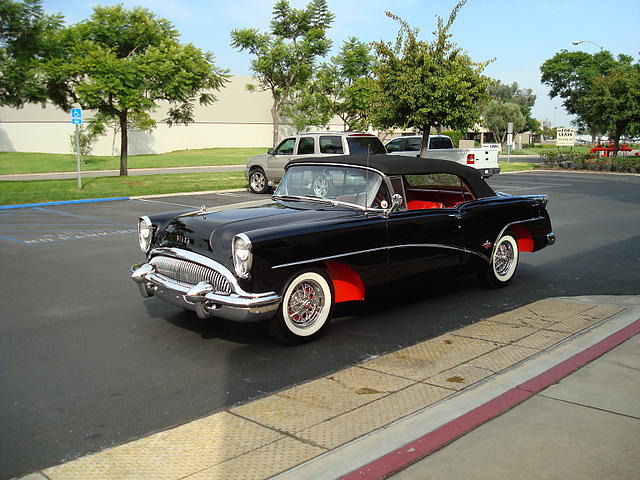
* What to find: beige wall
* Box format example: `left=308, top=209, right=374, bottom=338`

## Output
left=0, top=76, right=343, bottom=155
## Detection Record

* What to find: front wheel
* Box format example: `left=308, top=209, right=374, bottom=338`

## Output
left=480, top=233, right=519, bottom=288
left=268, top=269, right=334, bottom=345
left=249, top=168, right=269, bottom=194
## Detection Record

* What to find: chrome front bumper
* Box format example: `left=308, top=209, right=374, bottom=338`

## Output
left=131, top=249, right=281, bottom=322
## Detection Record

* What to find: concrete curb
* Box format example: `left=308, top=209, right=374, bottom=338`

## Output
left=274, top=296, right=640, bottom=480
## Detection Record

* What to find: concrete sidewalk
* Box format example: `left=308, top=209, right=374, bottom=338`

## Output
left=16, top=295, right=640, bottom=480
left=389, top=332, right=640, bottom=479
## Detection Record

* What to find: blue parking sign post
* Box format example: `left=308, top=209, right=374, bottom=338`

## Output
left=71, top=108, right=82, bottom=189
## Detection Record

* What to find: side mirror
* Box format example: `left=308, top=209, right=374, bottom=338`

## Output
left=267, top=148, right=274, bottom=156
left=385, top=194, right=404, bottom=217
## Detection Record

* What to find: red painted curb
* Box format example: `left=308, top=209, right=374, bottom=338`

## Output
left=341, top=317, right=640, bottom=480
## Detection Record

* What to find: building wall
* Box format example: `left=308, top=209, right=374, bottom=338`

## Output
left=0, top=76, right=343, bottom=155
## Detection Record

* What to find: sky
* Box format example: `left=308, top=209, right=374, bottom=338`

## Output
left=41, top=0, right=640, bottom=128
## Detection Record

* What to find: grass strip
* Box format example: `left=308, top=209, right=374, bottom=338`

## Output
left=499, top=162, right=535, bottom=172
left=0, top=147, right=266, bottom=175
left=0, top=163, right=535, bottom=206
left=0, top=172, right=247, bottom=206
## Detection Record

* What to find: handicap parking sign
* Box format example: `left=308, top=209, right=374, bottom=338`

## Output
left=71, top=108, right=82, bottom=124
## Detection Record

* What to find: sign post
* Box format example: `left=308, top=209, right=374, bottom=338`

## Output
left=506, top=122, right=514, bottom=162
left=71, top=108, right=82, bottom=189
left=556, top=128, right=576, bottom=147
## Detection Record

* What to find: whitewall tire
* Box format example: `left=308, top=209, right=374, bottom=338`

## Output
left=481, top=233, right=519, bottom=288
left=269, top=269, right=334, bottom=344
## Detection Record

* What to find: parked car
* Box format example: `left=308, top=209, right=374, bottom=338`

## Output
left=132, top=155, right=555, bottom=344
left=385, top=135, right=500, bottom=177
left=245, top=132, right=387, bottom=193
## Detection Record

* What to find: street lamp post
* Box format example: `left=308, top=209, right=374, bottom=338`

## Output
left=571, top=40, right=604, bottom=51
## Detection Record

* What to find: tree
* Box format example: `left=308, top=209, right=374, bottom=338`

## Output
left=230, top=0, right=334, bottom=146
left=540, top=50, right=617, bottom=144
left=42, top=5, right=228, bottom=176
left=286, top=37, right=375, bottom=132
left=541, top=50, right=640, bottom=154
left=581, top=61, right=640, bottom=156
left=486, top=80, right=537, bottom=133
left=0, top=0, right=62, bottom=107
left=481, top=100, right=525, bottom=145
left=370, top=1, right=491, bottom=157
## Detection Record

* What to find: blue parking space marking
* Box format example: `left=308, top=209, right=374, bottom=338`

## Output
left=33, top=207, right=134, bottom=227
left=0, top=196, right=129, bottom=210
left=20, top=228, right=136, bottom=245
left=0, top=233, right=28, bottom=245
left=0, top=206, right=137, bottom=246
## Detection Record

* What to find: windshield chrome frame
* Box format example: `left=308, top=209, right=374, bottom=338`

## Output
left=273, top=162, right=390, bottom=214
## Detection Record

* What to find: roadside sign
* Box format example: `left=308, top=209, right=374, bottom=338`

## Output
left=71, top=108, right=82, bottom=125
left=556, top=128, right=576, bottom=146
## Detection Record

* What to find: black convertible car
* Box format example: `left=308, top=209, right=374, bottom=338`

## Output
left=132, top=155, right=555, bottom=344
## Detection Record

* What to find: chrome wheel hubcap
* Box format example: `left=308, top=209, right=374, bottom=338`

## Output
left=251, top=172, right=265, bottom=191
left=494, top=241, right=514, bottom=276
left=287, top=280, right=325, bottom=328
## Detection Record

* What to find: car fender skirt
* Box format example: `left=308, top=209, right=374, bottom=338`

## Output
left=325, top=261, right=365, bottom=303
left=510, top=224, right=534, bottom=252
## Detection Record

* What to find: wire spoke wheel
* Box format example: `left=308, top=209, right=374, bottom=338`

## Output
left=481, top=232, right=519, bottom=288
left=286, top=279, right=325, bottom=328
left=269, top=269, right=334, bottom=344
left=494, top=241, right=515, bottom=277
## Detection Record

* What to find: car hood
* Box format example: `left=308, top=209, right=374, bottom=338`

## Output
left=156, top=201, right=365, bottom=263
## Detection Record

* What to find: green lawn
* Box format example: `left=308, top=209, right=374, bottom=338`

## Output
left=0, top=147, right=267, bottom=175
left=499, top=161, right=535, bottom=172
left=0, top=172, right=247, bottom=206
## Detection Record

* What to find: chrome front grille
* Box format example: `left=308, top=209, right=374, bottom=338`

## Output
left=150, top=256, right=233, bottom=294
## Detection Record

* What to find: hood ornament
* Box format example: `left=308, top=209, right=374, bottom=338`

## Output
left=198, top=204, right=208, bottom=219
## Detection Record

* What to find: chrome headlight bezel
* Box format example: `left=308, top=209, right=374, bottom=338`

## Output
left=138, top=216, right=153, bottom=253
left=232, top=233, right=253, bottom=279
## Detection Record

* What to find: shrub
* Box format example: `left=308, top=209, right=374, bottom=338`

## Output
left=540, top=151, right=640, bottom=173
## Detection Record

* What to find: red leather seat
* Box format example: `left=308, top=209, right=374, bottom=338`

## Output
left=407, top=200, right=443, bottom=210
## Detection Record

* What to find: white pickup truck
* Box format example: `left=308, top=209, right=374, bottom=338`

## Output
left=385, top=135, right=500, bottom=177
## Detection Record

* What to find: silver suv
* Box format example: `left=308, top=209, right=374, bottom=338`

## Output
left=245, top=132, right=387, bottom=193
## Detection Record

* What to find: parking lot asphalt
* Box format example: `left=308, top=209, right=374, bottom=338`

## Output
left=1, top=171, right=639, bottom=478
left=23, top=295, right=640, bottom=480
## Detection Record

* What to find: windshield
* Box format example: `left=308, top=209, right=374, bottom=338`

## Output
left=274, top=164, right=387, bottom=209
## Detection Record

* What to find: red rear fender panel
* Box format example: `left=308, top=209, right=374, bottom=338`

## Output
left=510, top=224, right=534, bottom=252
left=324, top=261, right=366, bottom=303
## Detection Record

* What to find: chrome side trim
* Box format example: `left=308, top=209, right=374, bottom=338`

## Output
left=392, top=244, right=490, bottom=262
left=272, top=243, right=488, bottom=269
left=492, top=216, right=545, bottom=258
left=272, top=247, right=387, bottom=269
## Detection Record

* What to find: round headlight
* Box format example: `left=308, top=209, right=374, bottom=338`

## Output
left=138, top=216, right=153, bottom=252
left=232, top=234, right=252, bottom=279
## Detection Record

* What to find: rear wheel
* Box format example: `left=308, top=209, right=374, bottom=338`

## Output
left=480, top=232, right=519, bottom=288
left=249, top=168, right=269, bottom=194
left=268, top=269, right=334, bottom=345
